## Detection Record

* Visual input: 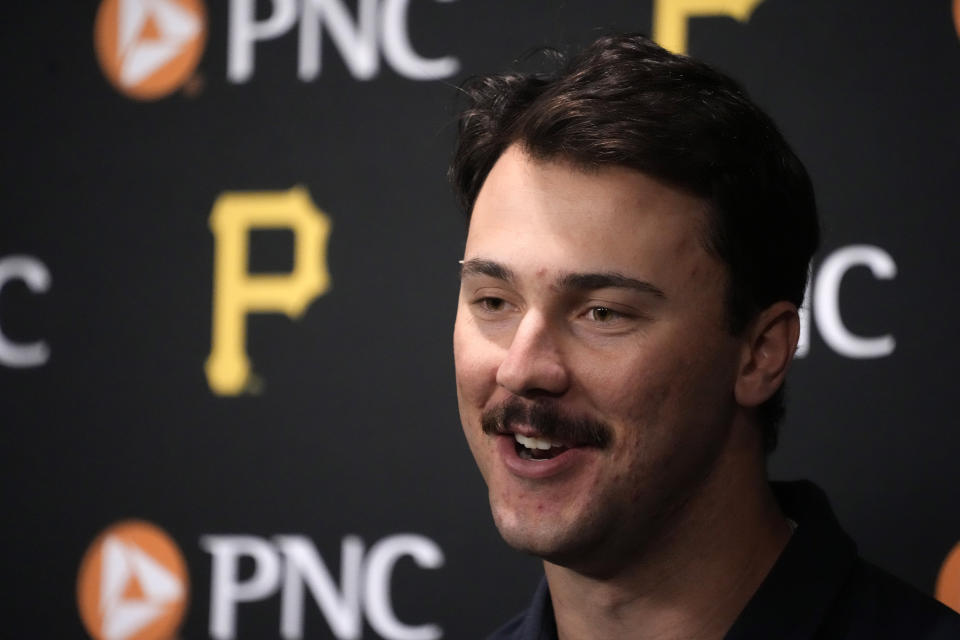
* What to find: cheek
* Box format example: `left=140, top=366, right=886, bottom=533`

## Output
left=454, top=329, right=490, bottom=464
left=453, top=315, right=502, bottom=405
left=591, top=342, right=731, bottom=450
left=586, top=345, right=676, bottom=421
left=602, top=327, right=737, bottom=408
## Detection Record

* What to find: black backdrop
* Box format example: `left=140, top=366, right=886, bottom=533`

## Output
left=3, top=1, right=959, bottom=638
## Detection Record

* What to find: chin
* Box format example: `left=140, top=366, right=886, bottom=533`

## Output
left=490, top=500, right=599, bottom=563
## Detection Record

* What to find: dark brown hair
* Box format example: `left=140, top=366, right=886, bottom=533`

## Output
left=449, top=33, right=819, bottom=452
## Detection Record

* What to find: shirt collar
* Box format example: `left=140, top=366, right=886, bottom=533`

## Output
left=724, top=480, right=858, bottom=638
left=514, top=578, right=557, bottom=640
left=502, top=481, right=857, bottom=640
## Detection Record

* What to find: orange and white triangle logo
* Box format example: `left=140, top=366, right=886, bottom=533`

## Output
left=94, top=0, right=207, bottom=100
left=98, top=535, right=184, bottom=639
left=78, top=521, right=189, bottom=640
left=114, top=0, right=201, bottom=87
left=937, top=542, right=960, bottom=614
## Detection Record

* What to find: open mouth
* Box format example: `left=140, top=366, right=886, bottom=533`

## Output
left=513, top=433, right=570, bottom=460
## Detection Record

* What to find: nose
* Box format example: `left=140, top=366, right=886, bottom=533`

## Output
left=496, top=310, right=570, bottom=398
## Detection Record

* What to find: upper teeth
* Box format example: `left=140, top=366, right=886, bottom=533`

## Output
left=514, top=433, right=561, bottom=450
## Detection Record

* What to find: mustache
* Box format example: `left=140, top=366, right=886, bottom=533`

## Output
left=480, top=397, right=612, bottom=448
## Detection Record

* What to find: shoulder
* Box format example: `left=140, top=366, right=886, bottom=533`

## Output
left=764, top=481, right=960, bottom=639
left=485, top=610, right=526, bottom=640
left=822, top=559, right=960, bottom=639
left=484, top=578, right=556, bottom=640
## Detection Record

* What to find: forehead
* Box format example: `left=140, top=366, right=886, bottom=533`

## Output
left=466, top=145, right=716, bottom=284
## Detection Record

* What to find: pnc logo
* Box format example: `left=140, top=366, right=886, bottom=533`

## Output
left=94, top=0, right=207, bottom=100
left=77, top=520, right=190, bottom=640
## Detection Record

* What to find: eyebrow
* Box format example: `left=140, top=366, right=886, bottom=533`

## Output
left=459, top=258, right=515, bottom=283
left=459, top=258, right=665, bottom=299
left=558, top=272, right=666, bottom=299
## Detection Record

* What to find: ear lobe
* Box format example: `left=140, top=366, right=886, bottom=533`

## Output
left=734, top=301, right=801, bottom=408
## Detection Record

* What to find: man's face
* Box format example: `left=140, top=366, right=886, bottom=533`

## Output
left=453, top=145, right=748, bottom=572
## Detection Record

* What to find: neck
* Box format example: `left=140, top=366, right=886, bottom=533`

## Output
left=544, top=426, right=791, bottom=640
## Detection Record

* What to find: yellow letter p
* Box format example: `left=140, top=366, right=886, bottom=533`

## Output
left=205, top=186, right=332, bottom=395
left=653, top=0, right=766, bottom=54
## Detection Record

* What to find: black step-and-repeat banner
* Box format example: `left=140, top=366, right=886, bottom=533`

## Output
left=3, top=1, right=959, bottom=638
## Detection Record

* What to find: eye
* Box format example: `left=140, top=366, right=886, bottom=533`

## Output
left=586, top=306, right=622, bottom=322
left=476, top=297, right=508, bottom=312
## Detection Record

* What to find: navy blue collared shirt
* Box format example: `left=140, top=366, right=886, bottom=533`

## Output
left=486, top=481, right=960, bottom=639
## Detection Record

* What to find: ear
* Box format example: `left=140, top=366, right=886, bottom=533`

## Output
left=734, top=301, right=801, bottom=408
